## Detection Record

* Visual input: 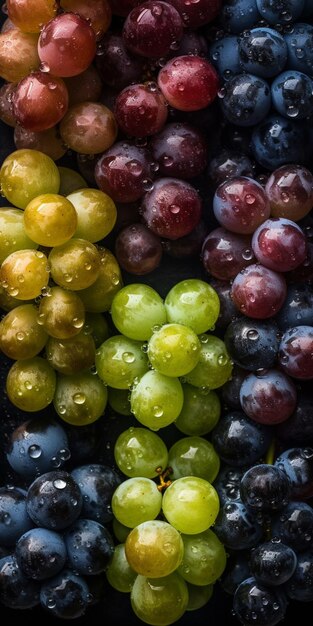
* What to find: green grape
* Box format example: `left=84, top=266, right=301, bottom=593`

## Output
left=1, top=249, right=50, bottom=300
left=0, top=149, right=60, bottom=209
left=6, top=356, right=56, bottom=412
left=84, top=312, right=110, bottom=348
left=168, top=436, right=220, bottom=483
left=111, top=477, right=162, bottom=528
left=67, top=188, right=117, bottom=243
left=95, top=335, right=149, bottom=390
left=162, top=476, right=220, bottom=534
left=175, top=383, right=221, bottom=436
left=186, top=583, right=213, bottom=611
left=106, top=543, right=137, bottom=593
left=58, top=166, right=87, bottom=196
left=114, top=427, right=168, bottom=478
left=112, top=518, right=132, bottom=543
left=130, top=572, right=189, bottom=626
left=53, top=371, right=108, bottom=426
left=130, top=370, right=184, bottom=431
left=23, top=193, right=77, bottom=247
left=185, top=334, right=233, bottom=390
left=78, top=247, right=123, bottom=313
left=0, top=303, right=48, bottom=360
left=0, top=207, right=38, bottom=264
left=110, top=284, right=167, bottom=341
left=108, top=387, right=132, bottom=416
left=0, top=285, right=32, bottom=312
left=45, top=330, right=96, bottom=375
left=178, top=529, right=227, bottom=586
left=48, top=238, right=101, bottom=290
left=38, top=286, right=85, bottom=339
left=125, top=520, right=184, bottom=578
left=164, top=279, right=220, bottom=335
left=147, top=323, right=200, bottom=377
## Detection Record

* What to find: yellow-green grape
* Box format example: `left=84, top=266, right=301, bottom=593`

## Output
left=164, top=279, right=220, bottom=334
left=110, top=284, right=167, bottom=341
left=106, top=543, right=137, bottom=593
left=0, top=285, right=32, bottom=312
left=23, top=193, right=77, bottom=247
left=0, top=207, right=38, bottom=264
left=1, top=249, right=50, bottom=300
left=78, top=247, right=123, bottom=313
left=95, top=335, right=149, bottom=390
left=111, top=477, right=162, bottom=528
left=114, top=426, right=168, bottom=478
left=125, top=520, right=184, bottom=578
left=185, top=334, right=233, bottom=389
left=0, top=149, right=60, bottom=209
left=6, top=356, right=56, bottom=412
left=112, top=518, right=132, bottom=543
left=175, top=383, right=221, bottom=436
left=178, top=529, right=227, bottom=586
left=168, top=436, right=220, bottom=483
left=67, top=188, right=117, bottom=243
left=53, top=371, right=108, bottom=426
left=58, top=166, right=87, bottom=196
left=45, top=330, right=96, bottom=375
left=162, top=476, right=220, bottom=534
left=130, top=572, right=189, bottom=626
left=107, top=388, right=132, bottom=416
left=130, top=370, right=184, bottom=431
left=147, top=323, right=201, bottom=377
left=48, top=238, right=101, bottom=290
left=186, top=583, right=213, bottom=611
left=38, top=286, right=85, bottom=339
left=84, top=312, right=110, bottom=348
left=0, top=303, right=48, bottom=360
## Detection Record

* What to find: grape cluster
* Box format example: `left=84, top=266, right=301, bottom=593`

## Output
left=1, top=1, right=313, bottom=626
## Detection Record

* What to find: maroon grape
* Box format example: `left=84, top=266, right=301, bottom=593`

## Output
left=166, top=0, right=221, bottom=27
left=201, top=227, right=255, bottom=281
left=230, top=263, right=287, bottom=319
left=207, top=148, right=255, bottom=188
left=150, top=122, right=208, bottom=179
left=251, top=217, right=308, bottom=272
left=210, top=278, right=241, bottom=331
left=95, top=33, right=145, bottom=90
left=122, top=1, right=183, bottom=59
left=108, top=0, right=144, bottom=16
left=213, top=176, right=271, bottom=235
left=114, top=83, right=168, bottom=138
left=0, top=82, right=17, bottom=127
left=94, top=141, right=154, bottom=203
left=275, top=393, right=313, bottom=445
left=288, top=242, right=313, bottom=284
left=278, top=325, right=313, bottom=380
left=64, top=65, right=103, bottom=107
left=140, top=177, right=202, bottom=240
left=239, top=368, right=297, bottom=425
left=12, top=71, right=69, bottom=132
left=158, top=55, right=219, bottom=111
left=114, top=222, right=163, bottom=275
left=169, top=29, right=208, bottom=57
left=162, top=219, right=208, bottom=259
left=265, top=163, right=313, bottom=221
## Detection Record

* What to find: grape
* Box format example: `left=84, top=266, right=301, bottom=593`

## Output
left=45, top=330, right=96, bottom=375
left=1, top=248, right=50, bottom=300
left=23, top=193, right=77, bottom=247
left=114, top=426, right=168, bottom=478
left=213, top=501, right=264, bottom=551
left=251, top=217, right=308, bottom=272
left=72, top=247, right=123, bottom=313
left=240, top=464, right=291, bottom=511
left=65, top=518, right=114, bottom=575
left=53, top=371, right=108, bottom=426
left=0, top=29, right=40, bottom=83
left=270, top=500, right=313, bottom=552
left=110, top=283, right=167, bottom=341
left=0, top=208, right=38, bottom=263
left=114, top=223, right=163, bottom=275
left=162, top=476, right=220, bottom=534
left=125, top=520, right=184, bottom=577
left=6, top=356, right=56, bottom=412
left=39, top=569, right=90, bottom=619
left=250, top=540, right=297, bottom=586
left=111, top=477, right=162, bottom=527
left=107, top=387, right=132, bottom=416
left=12, top=71, right=69, bottom=132
left=95, top=32, right=145, bottom=90
left=95, top=334, right=149, bottom=389
left=14, top=125, right=67, bottom=162
left=201, top=227, right=255, bottom=282
left=185, top=334, right=233, bottom=390
left=0, top=555, right=40, bottom=609
left=26, top=470, right=83, bottom=530
left=15, top=527, right=67, bottom=580
left=149, top=122, right=208, bottom=180
left=164, top=279, right=220, bottom=335
left=177, top=528, right=227, bottom=586
left=239, top=368, right=297, bottom=425
left=147, top=323, right=201, bottom=377
left=0, top=487, right=33, bottom=547
left=285, top=551, right=313, bottom=602
left=211, top=410, right=272, bottom=467
left=71, top=463, right=121, bottom=524
left=166, top=0, right=221, bottom=27
left=219, top=73, right=271, bottom=127
left=278, top=325, right=313, bottom=380
left=224, top=317, right=280, bottom=371
left=230, top=263, right=287, bottom=319
left=64, top=64, right=103, bottom=107
left=213, top=176, right=270, bottom=234
left=6, top=0, right=57, bottom=33
left=60, top=0, right=112, bottom=41
left=130, top=369, right=184, bottom=430
left=66, top=188, right=117, bottom=243
left=185, top=583, right=213, bottom=611
left=238, top=27, right=287, bottom=78
left=114, top=82, right=168, bottom=138
left=48, top=238, right=101, bottom=290
left=59, top=102, right=118, bottom=155
left=265, top=163, right=313, bottom=221
left=0, top=303, right=48, bottom=360
left=58, top=166, right=87, bottom=197
left=38, top=286, right=86, bottom=339
left=233, top=576, right=288, bottom=626
left=106, top=543, right=137, bottom=593
left=130, top=572, right=189, bottom=626
left=158, top=55, right=219, bottom=112
left=174, top=383, right=221, bottom=436
left=122, top=1, right=184, bottom=59
left=274, top=446, right=313, bottom=500
left=168, top=436, right=220, bottom=483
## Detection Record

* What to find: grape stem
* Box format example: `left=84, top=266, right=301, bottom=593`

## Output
left=265, top=439, right=276, bottom=465
left=156, top=466, right=173, bottom=492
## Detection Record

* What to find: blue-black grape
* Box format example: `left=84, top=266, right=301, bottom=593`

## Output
left=271, top=70, right=313, bottom=119
left=220, top=550, right=252, bottom=595
left=275, top=283, right=313, bottom=331
left=256, top=0, right=304, bottom=24
left=209, top=35, right=241, bottom=81
left=270, top=500, right=313, bottom=551
left=70, top=464, right=122, bottom=525
left=284, top=22, right=313, bottom=75
left=285, top=550, right=313, bottom=601
left=240, top=464, right=291, bottom=512
left=249, top=540, right=297, bottom=586
left=26, top=470, right=83, bottom=530
left=0, top=554, right=40, bottom=608
left=213, top=464, right=247, bottom=506
left=219, top=73, right=271, bottom=127
left=224, top=318, right=279, bottom=371
left=274, top=446, right=313, bottom=499
left=233, top=575, right=288, bottom=626
left=250, top=113, right=313, bottom=170
left=220, top=0, right=261, bottom=33
left=238, top=28, right=288, bottom=78
left=213, top=501, right=264, bottom=550
left=15, top=527, right=67, bottom=580
left=0, top=487, right=33, bottom=547
left=40, top=569, right=90, bottom=618
left=65, top=518, right=115, bottom=575
left=275, top=393, right=313, bottom=444
left=211, top=410, right=272, bottom=467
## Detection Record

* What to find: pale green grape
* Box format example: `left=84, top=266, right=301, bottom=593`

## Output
left=168, top=436, right=220, bottom=483
left=6, top=356, right=56, bottom=412
left=108, top=387, right=132, bottom=416
left=175, top=383, right=221, bottom=436
left=164, top=279, right=220, bottom=334
left=0, top=303, right=48, bottom=360
left=95, top=335, right=149, bottom=389
left=0, top=207, right=38, bottom=264
left=186, top=583, right=213, bottom=611
left=111, top=284, right=167, bottom=341
left=178, top=529, right=227, bottom=586
left=0, top=149, right=60, bottom=209
left=147, top=323, right=200, bottom=377
left=125, top=520, right=184, bottom=578
left=53, top=371, right=108, bottom=426
left=58, top=166, right=87, bottom=196
left=185, top=334, right=233, bottom=389
left=78, top=247, right=122, bottom=313
left=114, top=427, right=168, bottom=478
left=23, top=193, right=77, bottom=247
left=67, top=187, right=117, bottom=243
left=162, top=476, right=220, bottom=534
left=130, top=572, right=189, bottom=626
left=111, top=477, right=162, bottom=528
left=112, top=518, right=132, bottom=543
left=130, top=370, right=184, bottom=431
left=106, top=543, right=137, bottom=593
left=48, top=238, right=100, bottom=290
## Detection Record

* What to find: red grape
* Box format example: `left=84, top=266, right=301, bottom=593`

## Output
left=115, top=222, right=163, bottom=274
left=150, top=122, right=208, bottom=179
left=122, top=1, right=183, bottom=59
left=251, top=217, right=308, bottom=272
left=114, top=83, right=168, bottom=138
left=12, top=71, right=69, bottom=132
left=201, top=227, right=255, bottom=281
left=230, top=263, right=287, bottom=319
left=158, top=55, right=219, bottom=111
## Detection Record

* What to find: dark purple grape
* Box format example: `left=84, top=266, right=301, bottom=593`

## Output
left=0, top=487, right=33, bottom=547
left=224, top=317, right=280, bottom=371
left=239, top=368, right=297, bottom=425
left=158, top=55, right=219, bottom=112
left=162, top=219, right=208, bottom=259
left=114, top=83, right=168, bottom=138
left=15, top=527, right=67, bottom=580
left=209, top=35, right=241, bottom=82
left=0, top=555, right=40, bottom=609
left=238, top=27, right=288, bottom=78
left=271, top=501, right=313, bottom=552
left=275, top=284, right=313, bottom=331
left=166, top=0, right=221, bottom=28
left=251, top=113, right=313, bottom=170
left=95, top=33, right=145, bottom=90
left=285, top=550, right=313, bottom=601
left=170, top=29, right=208, bottom=57
left=207, top=148, right=255, bottom=188
left=256, top=0, right=304, bottom=24
left=220, top=0, right=261, bottom=34
left=213, top=176, right=270, bottom=235
left=284, top=22, right=313, bottom=75
left=40, top=569, right=90, bottom=618
left=274, top=446, right=313, bottom=499
left=26, top=470, right=83, bottom=530
left=251, top=217, right=308, bottom=272
left=265, top=163, right=313, bottom=222
left=201, top=227, right=255, bottom=281
left=275, top=393, right=313, bottom=444
left=65, top=518, right=114, bottom=575
left=213, top=464, right=247, bottom=506
left=231, top=263, right=287, bottom=319
left=70, top=464, right=122, bottom=524
left=211, top=410, right=272, bottom=467
left=221, top=365, right=248, bottom=408
left=114, top=222, right=163, bottom=274
left=233, top=576, right=288, bottom=626
left=250, top=540, right=297, bottom=586
left=214, top=501, right=264, bottom=550
left=220, top=551, right=252, bottom=595
left=240, top=464, right=291, bottom=512
left=219, top=73, right=271, bottom=127
left=150, top=122, right=208, bottom=180
left=122, top=1, right=183, bottom=59
left=278, top=325, right=313, bottom=380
